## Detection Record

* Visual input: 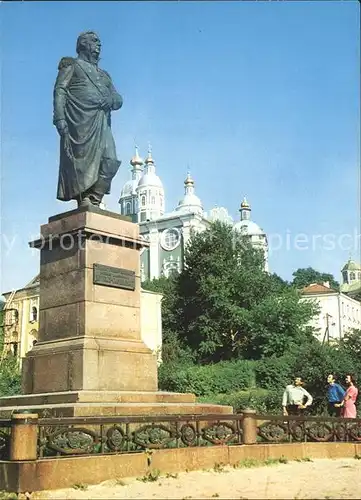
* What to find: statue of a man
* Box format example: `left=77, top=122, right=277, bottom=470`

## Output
left=53, top=31, right=122, bottom=207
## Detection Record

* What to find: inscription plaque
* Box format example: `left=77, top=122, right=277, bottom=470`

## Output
left=93, top=264, right=135, bottom=291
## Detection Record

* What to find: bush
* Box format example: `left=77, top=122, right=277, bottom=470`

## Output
left=158, top=359, right=256, bottom=396
left=198, top=388, right=283, bottom=414
left=254, top=355, right=295, bottom=391
left=0, top=356, right=21, bottom=397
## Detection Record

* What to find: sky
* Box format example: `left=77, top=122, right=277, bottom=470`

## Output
left=0, top=0, right=360, bottom=294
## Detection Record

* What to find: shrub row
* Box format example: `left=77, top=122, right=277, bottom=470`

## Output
left=197, top=388, right=283, bottom=414
left=159, top=343, right=361, bottom=414
left=158, top=359, right=256, bottom=396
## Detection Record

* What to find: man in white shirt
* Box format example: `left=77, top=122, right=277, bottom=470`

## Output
left=282, top=377, right=313, bottom=416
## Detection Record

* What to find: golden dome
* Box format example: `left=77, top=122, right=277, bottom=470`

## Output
left=184, top=171, right=194, bottom=186
left=130, top=146, right=143, bottom=167
left=240, top=197, right=250, bottom=209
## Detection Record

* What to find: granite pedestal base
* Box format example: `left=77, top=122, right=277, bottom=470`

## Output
left=21, top=206, right=158, bottom=395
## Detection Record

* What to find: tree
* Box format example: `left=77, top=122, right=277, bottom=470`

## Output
left=170, top=221, right=318, bottom=363
left=0, top=306, right=4, bottom=352
left=0, top=304, right=21, bottom=397
left=291, top=267, right=339, bottom=291
left=338, top=329, right=361, bottom=358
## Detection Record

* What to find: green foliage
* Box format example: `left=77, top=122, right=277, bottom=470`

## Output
left=0, top=309, right=4, bottom=350
left=72, top=483, right=88, bottom=491
left=198, top=388, right=283, bottom=414
left=254, top=354, right=296, bottom=390
left=137, top=469, right=161, bottom=482
left=0, top=492, right=18, bottom=500
left=291, top=267, right=339, bottom=291
left=0, top=308, right=21, bottom=397
left=0, top=356, right=21, bottom=397
left=143, top=222, right=356, bottom=417
left=242, top=290, right=318, bottom=359
left=159, top=359, right=256, bottom=396
left=338, top=329, right=361, bottom=358
left=155, top=221, right=319, bottom=363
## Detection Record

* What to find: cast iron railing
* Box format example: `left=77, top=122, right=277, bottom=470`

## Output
left=37, top=414, right=243, bottom=458
left=256, top=414, right=361, bottom=443
left=2, top=412, right=361, bottom=461
left=0, top=419, right=11, bottom=460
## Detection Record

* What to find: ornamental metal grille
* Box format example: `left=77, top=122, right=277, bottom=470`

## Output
left=37, top=414, right=243, bottom=459
left=0, top=419, right=11, bottom=460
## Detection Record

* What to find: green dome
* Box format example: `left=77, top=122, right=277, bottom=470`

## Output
left=342, top=259, right=361, bottom=272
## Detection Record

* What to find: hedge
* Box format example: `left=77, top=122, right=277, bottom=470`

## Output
left=197, top=388, right=283, bottom=414
left=158, top=359, right=256, bottom=396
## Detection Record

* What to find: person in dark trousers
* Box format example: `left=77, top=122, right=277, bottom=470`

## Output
left=326, top=374, right=345, bottom=417
left=282, top=377, right=313, bottom=416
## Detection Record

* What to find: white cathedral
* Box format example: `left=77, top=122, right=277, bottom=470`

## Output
left=119, top=146, right=269, bottom=281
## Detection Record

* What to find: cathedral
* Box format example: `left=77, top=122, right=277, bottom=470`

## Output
left=119, top=146, right=269, bottom=281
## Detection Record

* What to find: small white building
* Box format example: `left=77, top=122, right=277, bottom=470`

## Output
left=301, top=282, right=361, bottom=342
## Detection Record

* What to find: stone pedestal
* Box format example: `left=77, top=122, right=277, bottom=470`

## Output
left=21, top=205, right=158, bottom=394
left=0, top=206, right=232, bottom=417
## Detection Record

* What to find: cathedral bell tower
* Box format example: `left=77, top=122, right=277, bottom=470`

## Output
left=136, top=146, right=165, bottom=222
left=119, top=147, right=144, bottom=222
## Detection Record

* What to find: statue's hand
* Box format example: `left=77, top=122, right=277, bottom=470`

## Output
left=55, top=119, right=68, bottom=136
left=99, top=95, right=113, bottom=112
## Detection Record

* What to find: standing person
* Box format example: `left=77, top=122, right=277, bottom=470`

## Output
left=282, top=377, right=313, bottom=416
left=335, top=375, right=358, bottom=418
left=326, top=374, right=345, bottom=417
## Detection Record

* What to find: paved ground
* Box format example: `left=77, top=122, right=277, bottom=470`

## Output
left=34, top=458, right=361, bottom=499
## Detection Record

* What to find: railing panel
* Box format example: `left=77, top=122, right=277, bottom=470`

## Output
left=256, top=414, right=361, bottom=444
left=37, top=414, right=243, bottom=459
left=0, top=419, right=11, bottom=460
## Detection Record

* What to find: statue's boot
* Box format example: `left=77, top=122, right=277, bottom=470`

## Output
left=87, top=158, right=121, bottom=205
left=76, top=159, right=121, bottom=208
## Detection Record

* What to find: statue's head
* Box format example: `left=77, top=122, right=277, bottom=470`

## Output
left=76, top=31, right=101, bottom=62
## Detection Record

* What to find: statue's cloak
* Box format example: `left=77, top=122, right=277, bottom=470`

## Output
left=53, top=57, right=121, bottom=201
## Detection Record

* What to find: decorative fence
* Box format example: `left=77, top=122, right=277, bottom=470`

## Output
left=257, top=414, right=361, bottom=444
left=0, top=419, right=11, bottom=460
left=37, top=414, right=243, bottom=458
left=1, top=411, right=361, bottom=461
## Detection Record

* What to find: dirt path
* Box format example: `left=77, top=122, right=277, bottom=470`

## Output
left=34, top=458, right=361, bottom=499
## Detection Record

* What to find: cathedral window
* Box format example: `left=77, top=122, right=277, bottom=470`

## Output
left=350, top=272, right=356, bottom=281
left=151, top=196, right=156, bottom=205
left=125, top=202, right=131, bottom=215
left=161, top=228, right=181, bottom=251
left=141, top=195, right=146, bottom=206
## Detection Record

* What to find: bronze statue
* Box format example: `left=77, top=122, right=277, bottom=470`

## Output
left=53, top=31, right=122, bottom=207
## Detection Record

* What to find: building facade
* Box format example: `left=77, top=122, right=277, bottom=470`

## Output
left=119, top=146, right=269, bottom=281
left=301, top=282, right=361, bottom=342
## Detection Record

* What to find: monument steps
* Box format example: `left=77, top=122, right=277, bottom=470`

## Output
left=0, top=390, right=197, bottom=406
left=0, top=400, right=233, bottom=418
